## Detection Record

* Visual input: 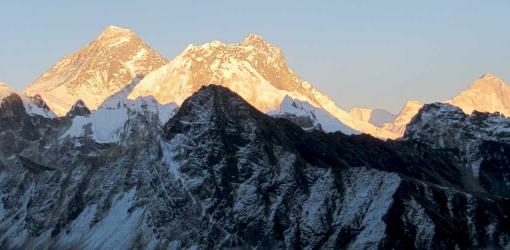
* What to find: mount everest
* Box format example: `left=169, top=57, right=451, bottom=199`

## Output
left=24, top=26, right=168, bottom=116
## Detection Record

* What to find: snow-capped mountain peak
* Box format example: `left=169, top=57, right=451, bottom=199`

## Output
left=239, top=33, right=281, bottom=55
left=24, top=25, right=168, bottom=116
left=128, top=34, right=380, bottom=136
left=480, top=72, right=502, bottom=81
left=0, top=82, right=55, bottom=118
left=95, top=25, right=135, bottom=42
left=468, top=73, right=507, bottom=93
left=241, top=33, right=266, bottom=43
left=269, top=95, right=359, bottom=134
left=374, top=73, right=510, bottom=139
left=101, top=25, right=133, bottom=35
left=445, top=73, right=510, bottom=116
left=377, top=100, right=424, bottom=139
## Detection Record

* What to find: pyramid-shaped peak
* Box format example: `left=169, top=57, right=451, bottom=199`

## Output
left=178, top=84, right=261, bottom=115
left=470, top=73, right=506, bottom=90
left=72, top=99, right=87, bottom=108
left=104, top=25, right=132, bottom=33
left=97, top=25, right=135, bottom=39
left=480, top=73, right=501, bottom=80
left=194, top=84, right=241, bottom=99
left=66, top=99, right=90, bottom=117
left=163, top=84, right=268, bottom=141
left=24, top=24, right=167, bottom=116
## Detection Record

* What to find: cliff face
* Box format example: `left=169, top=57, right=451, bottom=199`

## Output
left=404, top=102, right=510, bottom=198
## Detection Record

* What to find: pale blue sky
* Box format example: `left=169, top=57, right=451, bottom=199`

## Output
left=1, top=1, right=509, bottom=112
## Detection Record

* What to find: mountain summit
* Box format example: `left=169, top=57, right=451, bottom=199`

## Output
left=374, top=74, right=510, bottom=139
left=445, top=73, right=510, bottom=116
left=24, top=25, right=168, bottom=116
left=127, top=34, right=380, bottom=135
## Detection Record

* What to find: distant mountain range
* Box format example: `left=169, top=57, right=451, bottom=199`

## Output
left=371, top=73, right=510, bottom=139
left=8, top=25, right=508, bottom=139
left=1, top=26, right=510, bottom=249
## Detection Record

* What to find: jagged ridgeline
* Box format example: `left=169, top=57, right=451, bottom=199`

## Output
left=1, top=85, right=510, bottom=249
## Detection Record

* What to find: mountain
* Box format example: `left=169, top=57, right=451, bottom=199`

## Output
left=1, top=82, right=55, bottom=118
left=24, top=25, right=168, bottom=116
left=0, top=82, right=17, bottom=102
left=1, top=85, right=510, bottom=249
left=404, top=102, right=510, bottom=197
left=445, top=73, right=510, bottom=116
left=349, top=108, right=396, bottom=128
left=377, top=100, right=424, bottom=139
left=127, top=34, right=380, bottom=135
left=62, top=77, right=177, bottom=144
left=65, top=100, right=91, bottom=118
left=378, top=74, right=510, bottom=139
left=269, top=96, right=359, bottom=134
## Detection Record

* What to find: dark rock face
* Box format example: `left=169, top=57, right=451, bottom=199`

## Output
left=404, top=103, right=510, bottom=198
left=0, top=94, right=25, bottom=119
left=1, top=86, right=510, bottom=249
left=66, top=100, right=91, bottom=118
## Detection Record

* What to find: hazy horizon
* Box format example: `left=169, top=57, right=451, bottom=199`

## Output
left=1, top=1, right=509, bottom=113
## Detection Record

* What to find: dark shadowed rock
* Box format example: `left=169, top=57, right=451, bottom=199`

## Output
left=0, top=85, right=509, bottom=249
left=66, top=100, right=91, bottom=118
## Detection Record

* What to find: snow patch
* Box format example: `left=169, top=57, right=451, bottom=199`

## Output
left=63, top=107, right=128, bottom=143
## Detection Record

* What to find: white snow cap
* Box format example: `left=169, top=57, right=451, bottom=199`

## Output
left=99, top=25, right=133, bottom=37
left=446, top=73, right=510, bottom=116
left=275, top=95, right=360, bottom=135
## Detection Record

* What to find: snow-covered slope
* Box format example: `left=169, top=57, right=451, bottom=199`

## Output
left=62, top=78, right=177, bottom=143
left=445, top=73, right=510, bottom=116
left=24, top=25, right=168, bottom=116
left=127, top=34, right=380, bottom=135
left=349, top=107, right=396, bottom=128
left=21, top=95, right=56, bottom=119
left=1, top=82, right=55, bottom=118
left=2, top=85, right=510, bottom=249
left=270, top=96, right=359, bottom=134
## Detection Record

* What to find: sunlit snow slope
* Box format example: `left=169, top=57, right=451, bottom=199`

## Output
left=24, top=26, right=168, bottom=116
left=127, top=34, right=381, bottom=136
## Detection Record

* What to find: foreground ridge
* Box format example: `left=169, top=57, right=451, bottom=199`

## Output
left=1, top=85, right=509, bottom=249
